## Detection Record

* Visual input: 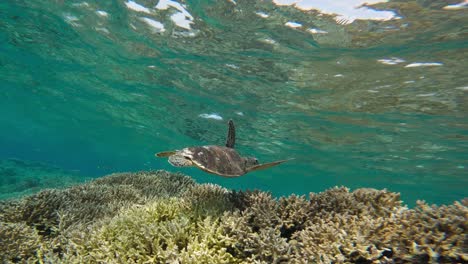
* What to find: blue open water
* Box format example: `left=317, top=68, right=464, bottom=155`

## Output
left=0, top=0, right=467, bottom=206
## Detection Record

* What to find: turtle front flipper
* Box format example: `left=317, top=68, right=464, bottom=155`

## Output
left=246, top=159, right=292, bottom=172
left=225, top=119, right=236, bottom=148
left=155, top=151, right=177, bottom=157
left=168, top=154, right=193, bottom=167
left=156, top=150, right=193, bottom=167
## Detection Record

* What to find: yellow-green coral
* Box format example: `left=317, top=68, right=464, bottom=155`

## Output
left=0, top=170, right=466, bottom=263
left=61, top=199, right=239, bottom=263
left=181, top=183, right=238, bottom=217
left=0, top=221, right=41, bottom=263
left=92, top=170, right=195, bottom=199
left=0, top=170, right=195, bottom=236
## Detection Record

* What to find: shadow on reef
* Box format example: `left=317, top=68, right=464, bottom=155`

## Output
left=0, top=170, right=466, bottom=263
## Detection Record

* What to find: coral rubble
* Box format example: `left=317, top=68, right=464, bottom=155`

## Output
left=0, top=170, right=466, bottom=263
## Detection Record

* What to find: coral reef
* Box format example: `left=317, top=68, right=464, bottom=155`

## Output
left=61, top=199, right=237, bottom=264
left=0, top=222, right=41, bottom=263
left=0, top=159, right=89, bottom=200
left=0, top=170, right=466, bottom=263
left=0, top=171, right=195, bottom=236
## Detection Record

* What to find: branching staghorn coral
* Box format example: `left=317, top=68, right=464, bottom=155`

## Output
left=0, top=170, right=466, bottom=263
left=92, top=170, right=195, bottom=199
left=0, top=221, right=41, bottom=263
left=370, top=200, right=468, bottom=263
left=277, top=194, right=313, bottom=239
left=181, top=183, right=237, bottom=218
left=60, top=198, right=239, bottom=264
left=290, top=212, right=393, bottom=263
left=219, top=187, right=466, bottom=263
left=308, top=186, right=403, bottom=218
left=0, top=170, right=195, bottom=237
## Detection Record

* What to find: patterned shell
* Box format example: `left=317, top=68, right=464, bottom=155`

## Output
left=182, top=145, right=246, bottom=177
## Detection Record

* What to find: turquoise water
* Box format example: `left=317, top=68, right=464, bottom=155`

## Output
left=0, top=0, right=467, bottom=206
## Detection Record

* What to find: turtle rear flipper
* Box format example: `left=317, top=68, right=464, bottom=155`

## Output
left=225, top=120, right=236, bottom=148
left=247, top=159, right=292, bottom=172
left=155, top=151, right=177, bottom=157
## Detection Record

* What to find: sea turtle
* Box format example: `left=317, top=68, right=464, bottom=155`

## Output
left=156, top=120, right=289, bottom=177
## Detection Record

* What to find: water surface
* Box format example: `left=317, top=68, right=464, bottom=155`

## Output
left=1, top=0, right=467, bottom=205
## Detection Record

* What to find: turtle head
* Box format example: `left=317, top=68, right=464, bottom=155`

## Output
left=244, top=157, right=259, bottom=168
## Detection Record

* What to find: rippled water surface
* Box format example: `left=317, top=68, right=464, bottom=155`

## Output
left=1, top=0, right=467, bottom=205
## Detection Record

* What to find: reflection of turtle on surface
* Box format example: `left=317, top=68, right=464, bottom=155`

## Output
left=156, top=120, right=290, bottom=177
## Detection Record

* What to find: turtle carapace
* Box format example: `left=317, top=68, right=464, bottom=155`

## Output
left=156, top=120, right=289, bottom=177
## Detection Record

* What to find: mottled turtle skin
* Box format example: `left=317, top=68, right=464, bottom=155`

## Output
left=168, top=145, right=259, bottom=177
left=156, top=120, right=289, bottom=177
